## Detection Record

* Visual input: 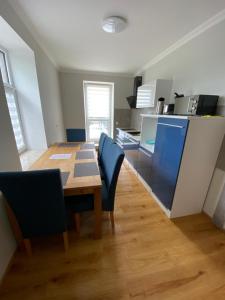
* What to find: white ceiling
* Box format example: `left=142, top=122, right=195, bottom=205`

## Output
left=8, top=0, right=225, bottom=74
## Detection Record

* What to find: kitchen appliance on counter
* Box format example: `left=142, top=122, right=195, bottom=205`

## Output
left=156, top=97, right=165, bottom=114
left=174, top=95, right=219, bottom=116
left=163, top=104, right=174, bottom=114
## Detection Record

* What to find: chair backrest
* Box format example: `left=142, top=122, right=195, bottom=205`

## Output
left=0, top=169, right=67, bottom=238
left=66, top=128, right=86, bottom=142
left=100, top=135, right=114, bottom=168
left=101, top=142, right=125, bottom=210
left=98, top=132, right=107, bottom=162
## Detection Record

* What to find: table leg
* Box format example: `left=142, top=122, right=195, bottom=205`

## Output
left=94, top=188, right=102, bottom=239
left=5, top=201, right=23, bottom=250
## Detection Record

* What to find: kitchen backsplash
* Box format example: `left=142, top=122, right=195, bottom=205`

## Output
left=130, top=108, right=155, bottom=130
left=114, top=108, right=131, bottom=135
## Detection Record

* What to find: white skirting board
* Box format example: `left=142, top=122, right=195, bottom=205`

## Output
left=203, top=167, right=225, bottom=218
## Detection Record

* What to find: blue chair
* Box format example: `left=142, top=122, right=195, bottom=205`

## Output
left=98, top=132, right=107, bottom=162
left=0, top=169, right=68, bottom=255
left=66, top=142, right=125, bottom=233
left=66, top=128, right=86, bottom=142
left=98, top=134, right=114, bottom=179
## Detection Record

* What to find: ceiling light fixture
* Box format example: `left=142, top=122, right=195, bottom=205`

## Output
left=102, top=16, right=127, bottom=33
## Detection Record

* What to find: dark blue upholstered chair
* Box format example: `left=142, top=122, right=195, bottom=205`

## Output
left=66, top=128, right=86, bottom=142
left=66, top=142, right=125, bottom=233
left=98, top=132, right=107, bottom=162
left=0, top=169, right=68, bottom=255
left=98, top=134, right=114, bottom=179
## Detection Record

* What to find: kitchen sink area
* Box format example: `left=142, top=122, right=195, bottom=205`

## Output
left=115, top=128, right=140, bottom=149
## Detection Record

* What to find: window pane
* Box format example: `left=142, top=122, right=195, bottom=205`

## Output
left=84, top=82, right=113, bottom=142
left=0, top=51, right=9, bottom=84
left=88, top=120, right=110, bottom=141
left=5, top=89, right=25, bottom=151
left=86, top=85, right=110, bottom=118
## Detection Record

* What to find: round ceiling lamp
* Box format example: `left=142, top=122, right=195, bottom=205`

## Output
left=102, top=16, right=127, bottom=33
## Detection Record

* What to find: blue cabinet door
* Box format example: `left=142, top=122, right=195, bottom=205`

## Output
left=150, top=117, right=189, bottom=210
left=136, top=148, right=152, bottom=186
left=124, top=149, right=139, bottom=169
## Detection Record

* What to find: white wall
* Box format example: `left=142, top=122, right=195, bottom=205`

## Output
left=0, top=0, right=65, bottom=281
left=59, top=70, right=133, bottom=132
left=36, top=52, right=65, bottom=144
left=143, top=19, right=225, bottom=101
left=9, top=47, right=47, bottom=150
left=0, top=0, right=65, bottom=145
left=0, top=73, right=21, bottom=280
left=131, top=18, right=225, bottom=129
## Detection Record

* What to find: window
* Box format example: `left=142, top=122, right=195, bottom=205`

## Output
left=83, top=81, right=114, bottom=142
left=0, top=50, right=10, bottom=84
left=0, top=49, right=26, bottom=152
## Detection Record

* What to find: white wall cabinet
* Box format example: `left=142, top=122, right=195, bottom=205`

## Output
left=136, top=79, right=172, bottom=108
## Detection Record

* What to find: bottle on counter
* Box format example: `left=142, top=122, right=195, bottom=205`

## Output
left=156, top=97, right=165, bottom=114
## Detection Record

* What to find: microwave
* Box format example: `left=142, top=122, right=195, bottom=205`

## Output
left=174, top=95, right=219, bottom=116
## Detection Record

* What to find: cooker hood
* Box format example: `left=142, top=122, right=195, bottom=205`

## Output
left=126, top=96, right=137, bottom=108
left=126, top=76, right=142, bottom=109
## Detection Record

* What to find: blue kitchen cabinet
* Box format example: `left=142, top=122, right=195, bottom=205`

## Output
left=150, top=117, right=189, bottom=210
left=136, top=148, right=152, bottom=186
left=125, top=148, right=152, bottom=186
left=124, top=149, right=139, bottom=169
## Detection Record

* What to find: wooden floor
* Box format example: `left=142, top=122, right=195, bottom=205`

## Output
left=1, top=163, right=225, bottom=299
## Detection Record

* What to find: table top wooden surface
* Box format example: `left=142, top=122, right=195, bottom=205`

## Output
left=30, top=142, right=102, bottom=195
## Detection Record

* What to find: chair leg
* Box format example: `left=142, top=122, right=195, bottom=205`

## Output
left=63, top=231, right=69, bottom=252
left=109, top=211, right=115, bottom=233
left=23, top=239, right=32, bottom=256
left=74, top=213, right=80, bottom=236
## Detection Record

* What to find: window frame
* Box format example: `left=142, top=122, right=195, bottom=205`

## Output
left=0, top=49, right=11, bottom=85
left=0, top=46, right=26, bottom=153
left=83, top=80, right=114, bottom=142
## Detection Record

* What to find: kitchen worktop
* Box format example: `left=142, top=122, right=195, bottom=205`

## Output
left=141, top=114, right=224, bottom=119
left=116, top=128, right=141, bottom=142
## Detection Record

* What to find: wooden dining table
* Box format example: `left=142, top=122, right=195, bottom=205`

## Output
left=30, top=142, right=102, bottom=239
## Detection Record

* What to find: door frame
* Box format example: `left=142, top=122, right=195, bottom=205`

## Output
left=83, top=80, right=114, bottom=141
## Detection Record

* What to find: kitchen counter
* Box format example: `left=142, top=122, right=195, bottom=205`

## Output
left=141, top=113, right=224, bottom=119
left=116, top=128, right=141, bottom=142
left=116, top=128, right=140, bottom=150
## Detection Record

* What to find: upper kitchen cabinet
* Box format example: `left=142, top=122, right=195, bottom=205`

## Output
left=136, top=79, right=173, bottom=108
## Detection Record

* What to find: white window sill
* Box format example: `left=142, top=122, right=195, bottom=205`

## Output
left=20, top=150, right=45, bottom=171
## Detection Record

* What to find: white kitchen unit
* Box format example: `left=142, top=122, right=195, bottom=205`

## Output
left=140, top=115, right=158, bottom=153
left=136, top=79, right=173, bottom=108
left=136, top=114, right=225, bottom=218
